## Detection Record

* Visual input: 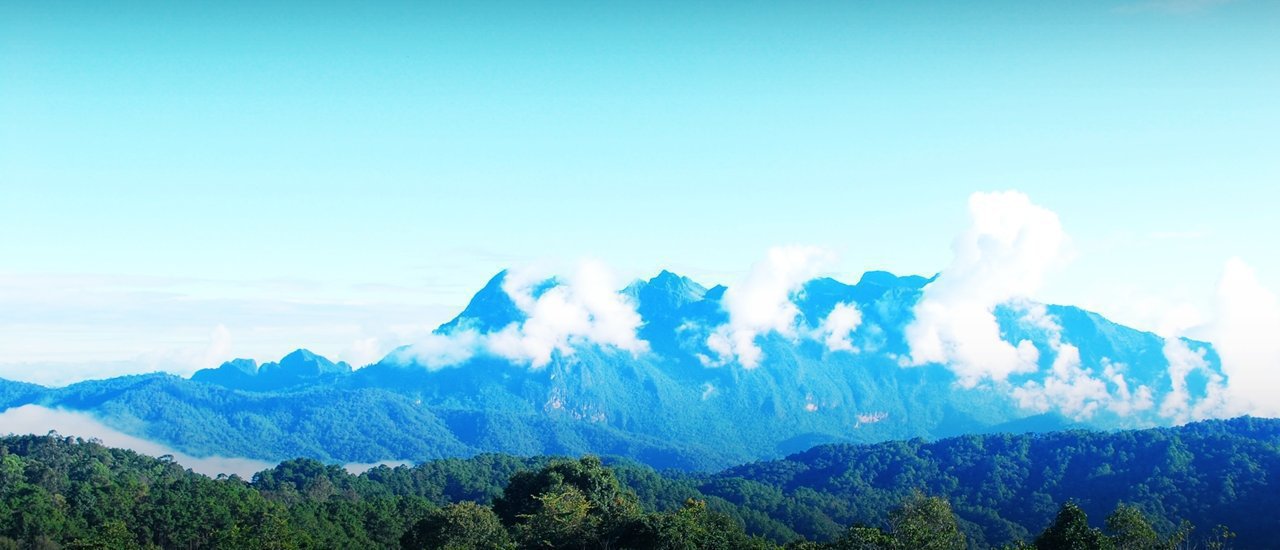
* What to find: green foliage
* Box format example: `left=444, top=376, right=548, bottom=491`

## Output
left=696, top=417, right=1280, bottom=547
left=1, top=420, right=1268, bottom=549
left=0, top=436, right=775, bottom=549
left=495, top=456, right=645, bottom=549
left=495, top=456, right=640, bottom=526
left=1201, top=524, right=1237, bottom=550
left=1105, top=504, right=1159, bottom=550
left=633, top=498, right=776, bottom=550
left=1035, top=502, right=1112, bottom=550
left=830, top=526, right=898, bottom=550
left=0, top=434, right=304, bottom=548
left=824, top=492, right=966, bottom=550
left=400, top=502, right=514, bottom=550
left=514, top=486, right=596, bottom=549
left=888, top=492, right=966, bottom=550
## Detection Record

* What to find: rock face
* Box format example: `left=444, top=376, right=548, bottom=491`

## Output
left=0, top=269, right=1227, bottom=470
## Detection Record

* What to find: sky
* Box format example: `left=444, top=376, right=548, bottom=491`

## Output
left=2, top=0, right=1278, bottom=385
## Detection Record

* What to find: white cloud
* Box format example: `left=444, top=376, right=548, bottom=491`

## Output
left=343, top=460, right=412, bottom=474
left=0, top=405, right=273, bottom=478
left=705, top=246, right=835, bottom=368
left=397, top=261, right=648, bottom=369
left=1159, top=338, right=1203, bottom=419
left=1010, top=308, right=1156, bottom=421
left=202, top=324, right=234, bottom=370
left=1156, top=303, right=1209, bottom=339
left=1102, top=360, right=1156, bottom=417
left=1015, top=301, right=1061, bottom=334
left=339, top=336, right=390, bottom=368
left=1012, top=344, right=1106, bottom=419
left=1141, top=258, right=1280, bottom=420
left=393, top=330, right=483, bottom=369
left=1015, top=256, right=1279, bottom=423
left=0, top=324, right=239, bottom=387
left=126, top=324, right=238, bottom=379
left=0, top=361, right=163, bottom=388
left=0, top=272, right=458, bottom=384
left=1158, top=337, right=1230, bottom=421
left=817, top=302, right=863, bottom=352
left=491, top=261, right=647, bottom=367
left=1201, top=258, right=1280, bottom=417
left=905, top=191, right=1069, bottom=386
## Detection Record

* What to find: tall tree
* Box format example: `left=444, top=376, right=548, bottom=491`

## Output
left=494, top=456, right=643, bottom=548
left=400, top=502, right=514, bottom=550
left=1105, top=504, right=1158, bottom=550
left=1036, top=502, right=1112, bottom=550
left=888, top=492, right=966, bottom=550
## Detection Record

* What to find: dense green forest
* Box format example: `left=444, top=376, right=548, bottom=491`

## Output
left=2, top=417, right=1276, bottom=548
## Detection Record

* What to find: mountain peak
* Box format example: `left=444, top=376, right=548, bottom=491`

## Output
left=280, top=348, right=322, bottom=365
left=273, top=349, right=350, bottom=377
left=640, top=269, right=706, bottom=294
left=652, top=269, right=682, bottom=283
left=436, top=270, right=526, bottom=334
left=281, top=348, right=316, bottom=361
left=191, top=358, right=259, bottom=387
left=855, top=270, right=934, bottom=290
left=651, top=269, right=704, bottom=290
left=192, top=350, right=350, bottom=391
left=625, top=270, right=708, bottom=313
left=220, top=358, right=259, bottom=375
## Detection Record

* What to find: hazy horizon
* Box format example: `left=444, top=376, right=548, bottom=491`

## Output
left=3, top=1, right=1278, bottom=388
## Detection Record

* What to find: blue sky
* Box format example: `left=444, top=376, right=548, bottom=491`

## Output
left=2, top=1, right=1277, bottom=383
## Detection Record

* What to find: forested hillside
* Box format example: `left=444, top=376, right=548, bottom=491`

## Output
left=696, top=416, right=1279, bottom=547
left=2, top=418, right=1274, bottom=548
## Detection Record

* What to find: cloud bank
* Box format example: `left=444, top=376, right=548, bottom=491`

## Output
left=705, top=246, right=835, bottom=368
left=397, top=247, right=867, bottom=371
left=0, top=405, right=273, bottom=478
left=396, top=261, right=647, bottom=369
left=816, top=302, right=864, bottom=353
left=903, top=192, right=1276, bottom=420
left=905, top=191, right=1069, bottom=386
left=0, top=272, right=460, bottom=385
left=1158, top=337, right=1229, bottom=421
left=1182, top=258, right=1280, bottom=418
left=1010, top=307, right=1156, bottom=421
left=491, top=261, right=648, bottom=367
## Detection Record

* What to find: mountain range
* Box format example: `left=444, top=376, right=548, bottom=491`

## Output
left=0, top=269, right=1226, bottom=470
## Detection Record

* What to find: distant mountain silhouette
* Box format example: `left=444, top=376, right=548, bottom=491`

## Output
left=0, top=269, right=1227, bottom=470
left=192, top=349, right=352, bottom=392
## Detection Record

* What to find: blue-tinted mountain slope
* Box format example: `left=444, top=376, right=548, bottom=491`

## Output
left=0, top=269, right=1231, bottom=470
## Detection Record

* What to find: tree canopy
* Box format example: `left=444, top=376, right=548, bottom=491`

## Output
left=1, top=419, right=1270, bottom=549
